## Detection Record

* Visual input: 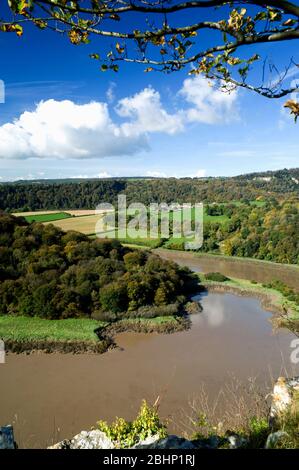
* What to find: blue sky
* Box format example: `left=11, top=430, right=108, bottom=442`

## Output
left=0, top=5, right=298, bottom=181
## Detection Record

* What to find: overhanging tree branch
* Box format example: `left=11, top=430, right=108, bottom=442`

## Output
left=2, top=0, right=299, bottom=120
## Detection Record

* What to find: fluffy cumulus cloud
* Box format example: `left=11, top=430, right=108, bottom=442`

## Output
left=180, top=75, right=239, bottom=124
left=0, top=100, right=148, bottom=160
left=116, top=87, right=184, bottom=136
left=0, top=77, right=239, bottom=160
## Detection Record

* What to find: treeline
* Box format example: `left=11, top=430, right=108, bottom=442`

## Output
left=0, top=213, right=196, bottom=320
left=0, top=168, right=298, bottom=211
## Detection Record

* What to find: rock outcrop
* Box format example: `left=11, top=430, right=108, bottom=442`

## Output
left=48, top=431, right=249, bottom=450
left=0, top=425, right=16, bottom=449
left=49, top=430, right=115, bottom=449
left=269, top=376, right=299, bottom=425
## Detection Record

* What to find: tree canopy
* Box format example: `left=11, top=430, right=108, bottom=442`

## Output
left=0, top=212, right=196, bottom=319
left=2, top=1, right=299, bottom=119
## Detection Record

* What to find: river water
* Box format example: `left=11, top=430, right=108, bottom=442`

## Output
left=155, top=249, right=299, bottom=292
left=0, top=291, right=298, bottom=448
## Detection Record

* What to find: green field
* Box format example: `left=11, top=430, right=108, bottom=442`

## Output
left=203, top=213, right=229, bottom=223
left=25, top=212, right=72, bottom=223
left=166, top=206, right=229, bottom=225
left=0, top=316, right=105, bottom=342
left=118, top=237, right=163, bottom=248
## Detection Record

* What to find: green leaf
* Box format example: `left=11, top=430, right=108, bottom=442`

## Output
left=254, top=11, right=267, bottom=21
left=90, top=53, right=100, bottom=60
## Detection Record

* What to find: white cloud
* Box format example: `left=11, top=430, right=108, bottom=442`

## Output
left=116, top=87, right=184, bottom=136
left=98, top=171, right=112, bottom=178
left=145, top=170, right=167, bottom=178
left=0, top=99, right=148, bottom=159
left=180, top=75, right=239, bottom=124
left=106, top=82, right=116, bottom=103
left=70, top=171, right=112, bottom=178
left=0, top=77, right=239, bottom=160
left=194, top=169, right=207, bottom=177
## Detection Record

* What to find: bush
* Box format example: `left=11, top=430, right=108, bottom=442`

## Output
left=97, top=400, right=167, bottom=448
left=91, top=310, right=119, bottom=322
left=205, top=272, right=229, bottom=282
left=270, top=390, right=299, bottom=449
left=185, top=301, right=202, bottom=315
left=123, top=303, right=180, bottom=319
left=247, top=417, right=269, bottom=448
left=265, top=280, right=299, bottom=306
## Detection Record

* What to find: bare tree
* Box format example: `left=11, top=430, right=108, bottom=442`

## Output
left=2, top=1, right=299, bottom=119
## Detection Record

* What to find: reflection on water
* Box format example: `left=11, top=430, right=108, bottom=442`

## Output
left=0, top=292, right=298, bottom=448
left=192, top=292, right=226, bottom=327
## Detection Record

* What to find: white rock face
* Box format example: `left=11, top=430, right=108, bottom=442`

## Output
left=269, top=376, right=299, bottom=423
left=49, top=430, right=115, bottom=449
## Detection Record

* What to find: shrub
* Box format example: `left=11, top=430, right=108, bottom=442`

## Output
left=247, top=417, right=269, bottom=448
left=123, top=303, right=180, bottom=319
left=91, top=310, right=119, bottom=322
left=185, top=301, right=202, bottom=315
left=97, top=400, right=167, bottom=448
left=205, top=272, right=229, bottom=282
left=271, top=390, right=299, bottom=449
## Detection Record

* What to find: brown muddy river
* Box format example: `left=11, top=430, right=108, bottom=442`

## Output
left=155, top=249, right=299, bottom=291
left=0, top=292, right=298, bottom=448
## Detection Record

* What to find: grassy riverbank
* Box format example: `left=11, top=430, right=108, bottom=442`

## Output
left=0, top=314, right=188, bottom=354
left=0, top=316, right=108, bottom=353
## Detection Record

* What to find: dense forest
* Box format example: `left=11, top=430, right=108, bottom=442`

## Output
left=0, top=213, right=196, bottom=320
left=0, top=168, right=298, bottom=211
left=171, top=200, right=299, bottom=265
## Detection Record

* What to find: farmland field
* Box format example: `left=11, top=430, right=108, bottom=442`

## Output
left=12, top=209, right=98, bottom=218
left=24, top=212, right=72, bottom=223
left=12, top=210, right=64, bottom=217
left=13, top=206, right=231, bottom=241
left=43, top=213, right=105, bottom=235
left=64, top=209, right=100, bottom=216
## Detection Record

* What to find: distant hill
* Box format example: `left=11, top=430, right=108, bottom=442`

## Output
left=0, top=168, right=298, bottom=211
